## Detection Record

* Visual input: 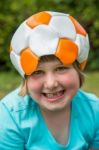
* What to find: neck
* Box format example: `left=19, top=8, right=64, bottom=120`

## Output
left=40, top=104, right=71, bottom=145
left=41, top=103, right=71, bottom=128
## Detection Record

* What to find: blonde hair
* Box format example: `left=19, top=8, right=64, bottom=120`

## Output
left=19, top=55, right=85, bottom=96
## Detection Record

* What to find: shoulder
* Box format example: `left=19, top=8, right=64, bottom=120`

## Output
left=72, top=90, right=99, bottom=144
left=74, top=89, right=99, bottom=108
left=0, top=88, right=35, bottom=112
left=73, top=89, right=99, bottom=127
left=0, top=88, right=36, bottom=149
left=0, top=88, right=39, bottom=127
left=0, top=88, right=41, bottom=142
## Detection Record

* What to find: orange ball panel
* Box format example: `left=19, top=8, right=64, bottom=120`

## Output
left=55, top=39, right=78, bottom=65
left=20, top=48, right=39, bottom=75
left=26, top=12, right=51, bottom=28
left=69, top=16, right=87, bottom=36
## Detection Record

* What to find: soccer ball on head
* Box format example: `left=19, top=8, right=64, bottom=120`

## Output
left=10, top=11, right=90, bottom=77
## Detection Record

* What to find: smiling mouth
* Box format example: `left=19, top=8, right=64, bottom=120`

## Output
left=42, top=90, right=65, bottom=102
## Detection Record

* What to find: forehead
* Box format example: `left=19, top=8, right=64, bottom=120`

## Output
left=39, top=55, right=61, bottom=63
left=37, top=55, right=74, bottom=69
left=37, top=55, right=62, bottom=68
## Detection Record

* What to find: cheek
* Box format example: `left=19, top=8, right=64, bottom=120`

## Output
left=27, top=78, right=43, bottom=92
left=60, top=71, right=80, bottom=88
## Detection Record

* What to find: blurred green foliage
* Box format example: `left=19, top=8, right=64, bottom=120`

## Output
left=0, top=0, right=99, bottom=71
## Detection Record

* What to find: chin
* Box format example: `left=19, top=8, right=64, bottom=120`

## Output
left=40, top=98, right=71, bottom=112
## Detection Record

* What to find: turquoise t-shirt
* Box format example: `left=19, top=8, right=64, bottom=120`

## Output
left=0, top=88, right=99, bottom=150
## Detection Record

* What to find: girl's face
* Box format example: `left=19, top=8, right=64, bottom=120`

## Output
left=27, top=59, right=80, bottom=111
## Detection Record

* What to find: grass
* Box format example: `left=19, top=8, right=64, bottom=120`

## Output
left=82, top=71, right=99, bottom=96
left=0, top=71, right=99, bottom=99
left=0, top=72, right=21, bottom=99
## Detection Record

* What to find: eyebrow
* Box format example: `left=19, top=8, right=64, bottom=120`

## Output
left=37, top=62, right=62, bottom=69
left=37, top=63, right=72, bottom=70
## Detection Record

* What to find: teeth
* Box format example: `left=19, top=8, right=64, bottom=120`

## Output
left=46, top=93, right=54, bottom=98
left=45, top=91, right=64, bottom=98
left=57, top=92, right=62, bottom=96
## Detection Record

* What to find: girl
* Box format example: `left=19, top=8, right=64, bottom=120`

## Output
left=0, top=11, right=99, bottom=150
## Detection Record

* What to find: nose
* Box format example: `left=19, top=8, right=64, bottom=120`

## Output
left=44, top=73, right=58, bottom=90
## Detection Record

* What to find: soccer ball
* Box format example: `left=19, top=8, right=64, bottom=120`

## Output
left=10, top=11, right=90, bottom=77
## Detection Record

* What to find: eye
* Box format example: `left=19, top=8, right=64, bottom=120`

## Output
left=32, top=70, right=44, bottom=77
left=55, top=66, right=69, bottom=73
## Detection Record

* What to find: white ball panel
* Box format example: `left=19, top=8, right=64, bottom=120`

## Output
left=75, top=34, right=90, bottom=62
left=29, top=25, right=59, bottom=56
left=49, top=16, right=76, bottom=40
left=10, top=51, right=24, bottom=77
left=11, top=22, right=31, bottom=54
